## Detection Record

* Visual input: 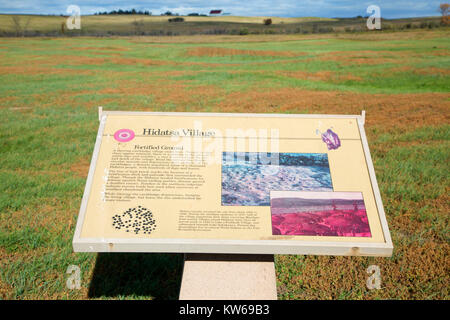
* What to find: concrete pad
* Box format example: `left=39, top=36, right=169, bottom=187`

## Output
left=179, top=254, right=277, bottom=300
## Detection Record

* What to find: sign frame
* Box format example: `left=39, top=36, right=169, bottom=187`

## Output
left=72, top=109, right=393, bottom=257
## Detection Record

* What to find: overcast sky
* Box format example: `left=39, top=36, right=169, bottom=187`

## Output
left=0, top=1, right=443, bottom=18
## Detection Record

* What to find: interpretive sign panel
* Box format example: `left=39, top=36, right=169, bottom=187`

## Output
left=73, top=110, right=393, bottom=256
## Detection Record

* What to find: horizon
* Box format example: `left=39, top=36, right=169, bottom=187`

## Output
left=0, top=1, right=444, bottom=19
left=0, top=13, right=442, bottom=20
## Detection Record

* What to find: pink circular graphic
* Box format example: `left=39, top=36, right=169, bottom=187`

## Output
left=114, top=129, right=135, bottom=142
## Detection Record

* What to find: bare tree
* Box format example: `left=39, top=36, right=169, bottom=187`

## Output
left=11, top=16, right=22, bottom=36
left=23, top=16, right=31, bottom=34
left=11, top=15, right=32, bottom=36
left=132, top=19, right=145, bottom=34
left=440, top=3, right=449, bottom=25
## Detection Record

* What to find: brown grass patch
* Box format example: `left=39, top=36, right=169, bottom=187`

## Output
left=0, top=96, right=18, bottom=109
left=108, top=56, right=169, bottom=66
left=18, top=54, right=157, bottom=68
left=338, top=73, right=363, bottom=81
left=414, top=67, right=450, bottom=76
left=281, top=70, right=362, bottom=82
left=319, top=50, right=401, bottom=65
left=214, top=87, right=450, bottom=130
left=70, top=156, right=91, bottom=178
left=429, top=49, right=449, bottom=56
left=125, top=30, right=445, bottom=44
left=23, top=90, right=95, bottom=110
left=0, top=248, right=15, bottom=299
left=46, top=54, right=234, bottom=68
left=97, top=78, right=224, bottom=109
left=388, top=66, right=414, bottom=73
left=388, top=66, right=450, bottom=76
left=186, top=47, right=305, bottom=57
left=77, top=46, right=129, bottom=52
left=64, top=53, right=237, bottom=68
left=129, top=34, right=333, bottom=44
left=371, top=139, right=445, bottom=155
left=2, top=200, right=76, bottom=240
left=388, top=191, right=449, bottom=242
left=1, top=52, right=237, bottom=73
left=59, top=55, right=109, bottom=66
left=0, top=64, right=94, bottom=76
left=281, top=70, right=333, bottom=81
left=318, top=50, right=433, bottom=66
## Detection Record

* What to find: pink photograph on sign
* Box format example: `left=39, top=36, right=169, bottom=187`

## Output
left=270, top=191, right=371, bottom=237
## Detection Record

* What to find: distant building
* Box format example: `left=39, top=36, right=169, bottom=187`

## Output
left=209, top=10, right=222, bottom=15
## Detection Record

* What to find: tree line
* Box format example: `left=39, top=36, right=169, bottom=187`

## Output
left=95, top=9, right=152, bottom=16
left=93, top=9, right=208, bottom=16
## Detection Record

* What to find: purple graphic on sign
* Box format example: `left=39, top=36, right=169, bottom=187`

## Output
left=114, top=129, right=135, bottom=142
left=321, top=129, right=341, bottom=150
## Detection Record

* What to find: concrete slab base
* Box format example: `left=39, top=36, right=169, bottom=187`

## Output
left=179, top=254, right=277, bottom=300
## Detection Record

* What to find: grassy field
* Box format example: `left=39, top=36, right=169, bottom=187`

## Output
left=0, top=29, right=449, bottom=299
left=0, top=14, right=335, bottom=35
left=0, top=14, right=444, bottom=36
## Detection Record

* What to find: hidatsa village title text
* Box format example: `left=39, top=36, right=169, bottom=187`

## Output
left=142, top=128, right=216, bottom=137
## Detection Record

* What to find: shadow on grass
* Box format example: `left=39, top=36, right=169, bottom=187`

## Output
left=88, top=253, right=184, bottom=300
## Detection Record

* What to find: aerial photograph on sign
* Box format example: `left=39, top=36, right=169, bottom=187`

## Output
left=221, top=152, right=333, bottom=206
left=0, top=0, right=448, bottom=305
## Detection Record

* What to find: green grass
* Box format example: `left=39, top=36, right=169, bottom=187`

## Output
left=0, top=30, right=449, bottom=299
left=2, top=33, right=445, bottom=94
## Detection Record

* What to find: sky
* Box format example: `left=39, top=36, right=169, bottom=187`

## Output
left=0, top=0, right=443, bottom=18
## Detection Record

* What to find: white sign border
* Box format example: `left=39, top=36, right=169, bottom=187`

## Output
left=73, top=110, right=393, bottom=257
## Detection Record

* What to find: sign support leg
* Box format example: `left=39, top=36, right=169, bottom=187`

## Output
left=179, top=253, right=277, bottom=300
